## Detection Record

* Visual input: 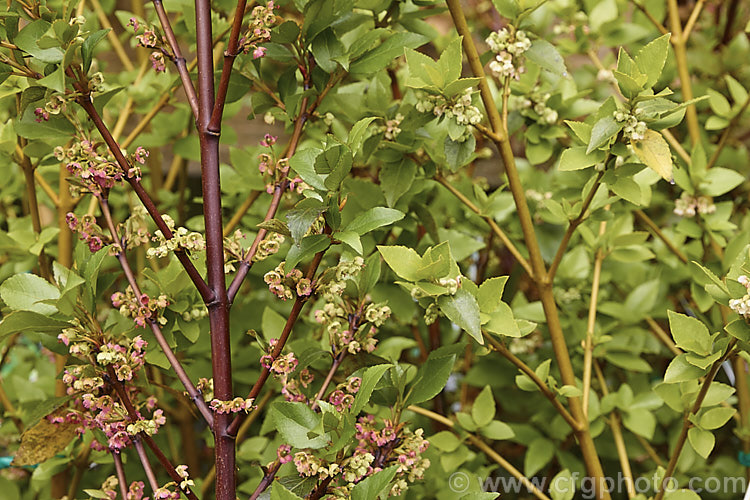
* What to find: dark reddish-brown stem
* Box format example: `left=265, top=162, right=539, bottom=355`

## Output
left=194, top=0, right=236, bottom=496
left=152, top=0, right=200, bottom=119
left=308, top=475, right=335, bottom=499
left=73, top=93, right=214, bottom=303
left=249, top=460, right=281, bottom=500
left=99, top=197, right=214, bottom=427
left=227, top=245, right=327, bottom=436
left=207, top=0, right=249, bottom=133
left=112, top=451, right=129, bottom=499
left=133, top=439, right=159, bottom=491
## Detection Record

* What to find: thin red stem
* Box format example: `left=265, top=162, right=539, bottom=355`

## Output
left=227, top=244, right=326, bottom=436
left=152, top=0, right=200, bottom=119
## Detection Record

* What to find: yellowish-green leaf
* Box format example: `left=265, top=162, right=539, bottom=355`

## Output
left=631, top=129, right=673, bottom=180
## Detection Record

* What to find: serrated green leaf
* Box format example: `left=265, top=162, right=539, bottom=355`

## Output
left=439, top=289, right=482, bottom=344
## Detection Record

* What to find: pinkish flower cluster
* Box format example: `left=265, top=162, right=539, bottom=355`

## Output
left=111, top=286, right=169, bottom=327
left=55, top=139, right=140, bottom=196
left=326, top=376, right=360, bottom=412
left=239, top=1, right=278, bottom=58
left=264, top=261, right=314, bottom=300
left=260, top=341, right=309, bottom=402
left=286, top=415, right=430, bottom=497
left=257, top=134, right=309, bottom=194
left=277, top=444, right=293, bottom=464
left=209, top=397, right=256, bottom=414
left=54, top=325, right=166, bottom=452
left=66, top=212, right=109, bottom=253
left=312, top=258, right=389, bottom=355
left=353, top=417, right=431, bottom=495
left=128, top=17, right=172, bottom=73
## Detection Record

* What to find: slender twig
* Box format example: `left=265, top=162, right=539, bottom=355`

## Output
left=660, top=129, right=691, bottom=165
left=407, top=405, right=551, bottom=500
left=634, top=209, right=689, bottom=264
left=107, top=365, right=200, bottom=500
left=582, top=217, right=607, bottom=419
left=667, top=0, right=699, bottom=144
left=33, top=170, right=59, bottom=206
left=226, top=91, right=310, bottom=303
left=249, top=460, right=281, bottom=500
left=113, top=450, right=130, bottom=500
left=645, top=317, right=682, bottom=356
left=134, top=439, right=160, bottom=491
left=634, top=432, right=665, bottom=466
left=632, top=2, right=669, bottom=35
left=435, top=174, right=533, bottom=277
left=99, top=198, right=215, bottom=427
left=593, top=362, right=635, bottom=499
left=682, top=0, right=705, bottom=42
left=654, top=339, right=738, bottom=500
left=485, top=334, right=581, bottom=431
left=227, top=244, right=327, bottom=437
left=311, top=351, right=346, bottom=411
left=547, top=170, right=605, bottom=281
left=152, top=0, right=200, bottom=119
left=207, top=0, right=255, bottom=133
left=73, top=91, right=214, bottom=303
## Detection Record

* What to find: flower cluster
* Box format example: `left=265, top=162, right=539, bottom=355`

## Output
left=128, top=18, right=171, bottom=73
left=254, top=232, right=285, bottom=262
left=293, top=452, right=341, bottom=480
left=326, top=376, right=361, bottom=412
left=312, top=258, right=388, bottom=355
left=516, top=89, right=558, bottom=125
left=614, top=109, right=647, bottom=141
left=379, top=113, right=404, bottom=140
left=354, top=417, right=430, bottom=495
left=260, top=341, right=307, bottom=402
left=673, top=192, right=716, bottom=217
left=35, top=95, right=70, bottom=122
left=290, top=416, right=430, bottom=497
left=146, top=214, right=205, bottom=259
left=416, top=89, right=483, bottom=129
left=239, top=1, right=278, bottom=58
left=111, top=286, right=169, bottom=327
left=257, top=134, right=308, bottom=194
left=730, top=276, right=750, bottom=319
left=56, top=139, right=140, bottom=196
left=54, top=325, right=165, bottom=452
left=66, top=212, right=109, bottom=253
left=486, top=28, right=531, bottom=80
left=209, top=397, right=256, bottom=414
left=411, top=274, right=461, bottom=324
left=264, top=261, right=313, bottom=300
left=119, top=205, right=151, bottom=250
